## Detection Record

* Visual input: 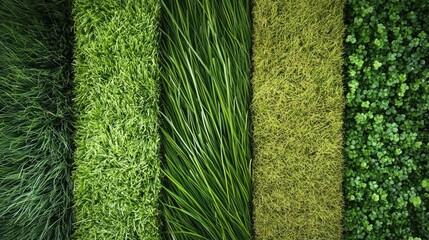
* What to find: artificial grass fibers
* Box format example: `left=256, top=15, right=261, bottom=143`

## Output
left=160, top=0, right=252, bottom=239
left=0, top=0, right=74, bottom=239
left=72, top=0, right=162, bottom=238
left=251, top=0, right=346, bottom=239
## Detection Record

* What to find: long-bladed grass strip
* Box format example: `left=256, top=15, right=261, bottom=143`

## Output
left=160, top=0, right=252, bottom=239
left=0, top=1, right=74, bottom=239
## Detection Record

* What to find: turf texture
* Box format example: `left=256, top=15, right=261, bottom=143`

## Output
left=159, top=0, right=253, bottom=239
left=72, top=0, right=162, bottom=238
left=251, top=0, right=346, bottom=239
left=0, top=0, right=74, bottom=239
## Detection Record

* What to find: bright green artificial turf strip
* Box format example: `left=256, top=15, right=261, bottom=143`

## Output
left=160, top=0, right=252, bottom=239
left=0, top=1, right=74, bottom=239
left=251, top=0, right=345, bottom=239
left=72, top=0, right=161, bottom=239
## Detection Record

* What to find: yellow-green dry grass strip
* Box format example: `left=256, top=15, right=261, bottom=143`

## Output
left=0, top=1, right=73, bottom=239
left=72, top=0, right=161, bottom=239
left=251, top=0, right=345, bottom=239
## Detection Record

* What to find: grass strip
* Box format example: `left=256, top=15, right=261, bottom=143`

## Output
left=72, top=0, right=161, bottom=239
left=0, top=0, right=74, bottom=239
left=251, top=0, right=346, bottom=239
left=160, top=0, right=252, bottom=239
left=344, top=0, right=429, bottom=238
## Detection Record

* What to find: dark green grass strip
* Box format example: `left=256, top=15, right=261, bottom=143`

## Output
left=0, top=0, right=74, bottom=239
left=72, top=0, right=161, bottom=239
left=344, top=0, right=429, bottom=239
left=251, top=0, right=345, bottom=239
left=160, top=0, right=252, bottom=239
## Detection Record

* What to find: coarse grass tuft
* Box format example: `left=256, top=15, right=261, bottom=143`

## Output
left=160, top=0, right=252, bottom=239
left=251, top=0, right=346, bottom=239
left=72, top=0, right=162, bottom=239
left=0, top=0, right=74, bottom=239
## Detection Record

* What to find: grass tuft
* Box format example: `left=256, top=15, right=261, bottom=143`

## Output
left=72, top=0, right=162, bottom=239
left=251, top=0, right=346, bottom=239
left=160, top=0, right=252, bottom=239
left=0, top=0, right=74, bottom=239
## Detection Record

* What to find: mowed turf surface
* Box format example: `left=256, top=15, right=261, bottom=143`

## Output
left=160, top=0, right=253, bottom=239
left=251, top=0, right=346, bottom=239
left=72, top=0, right=162, bottom=239
left=0, top=0, right=74, bottom=239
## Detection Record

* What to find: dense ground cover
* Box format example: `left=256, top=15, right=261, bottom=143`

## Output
left=344, top=0, right=429, bottom=239
left=72, top=0, right=162, bottom=238
left=251, top=0, right=345, bottom=239
left=0, top=1, right=74, bottom=239
left=160, top=0, right=252, bottom=239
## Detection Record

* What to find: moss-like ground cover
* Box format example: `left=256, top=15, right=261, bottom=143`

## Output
left=0, top=1, right=74, bottom=239
left=72, top=0, right=162, bottom=238
left=160, top=0, right=252, bottom=239
left=344, top=0, right=429, bottom=238
left=251, top=0, right=346, bottom=239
